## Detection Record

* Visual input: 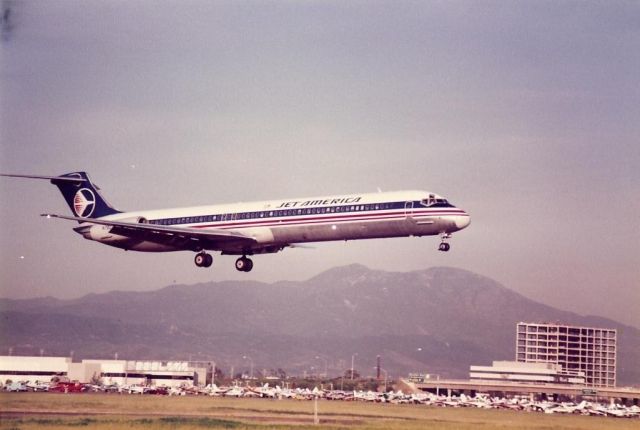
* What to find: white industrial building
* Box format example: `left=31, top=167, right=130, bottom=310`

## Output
left=85, top=359, right=211, bottom=387
left=470, top=360, right=586, bottom=385
left=0, top=356, right=213, bottom=388
left=0, top=356, right=70, bottom=384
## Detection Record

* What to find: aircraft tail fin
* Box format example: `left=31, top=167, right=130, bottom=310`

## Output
left=51, top=172, right=121, bottom=218
left=1, top=171, right=121, bottom=218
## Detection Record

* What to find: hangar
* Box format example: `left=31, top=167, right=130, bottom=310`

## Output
left=0, top=356, right=213, bottom=388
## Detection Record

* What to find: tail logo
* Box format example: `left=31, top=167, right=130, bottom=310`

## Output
left=73, top=188, right=96, bottom=217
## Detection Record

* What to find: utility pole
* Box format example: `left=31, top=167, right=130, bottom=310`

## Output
left=351, top=353, right=357, bottom=380
left=316, top=356, right=328, bottom=378
left=313, top=394, right=319, bottom=425
left=243, top=355, right=253, bottom=380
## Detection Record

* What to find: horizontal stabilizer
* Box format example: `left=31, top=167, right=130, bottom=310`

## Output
left=0, top=173, right=85, bottom=182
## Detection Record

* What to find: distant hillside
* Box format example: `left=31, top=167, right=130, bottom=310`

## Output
left=2, top=265, right=639, bottom=385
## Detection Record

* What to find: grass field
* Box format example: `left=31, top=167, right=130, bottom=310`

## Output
left=1, top=393, right=638, bottom=430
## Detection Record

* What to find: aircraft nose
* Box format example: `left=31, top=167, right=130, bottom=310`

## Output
left=455, top=212, right=471, bottom=230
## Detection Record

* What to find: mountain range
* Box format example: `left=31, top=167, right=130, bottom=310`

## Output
left=1, top=265, right=638, bottom=385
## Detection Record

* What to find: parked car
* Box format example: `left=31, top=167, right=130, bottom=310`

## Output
left=5, top=382, right=28, bottom=392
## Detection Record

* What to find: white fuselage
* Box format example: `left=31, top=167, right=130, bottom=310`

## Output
left=76, top=190, right=470, bottom=254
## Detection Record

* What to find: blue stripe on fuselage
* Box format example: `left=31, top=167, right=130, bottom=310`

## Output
left=147, top=200, right=460, bottom=229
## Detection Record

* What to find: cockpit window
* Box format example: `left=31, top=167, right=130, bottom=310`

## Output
left=421, top=197, right=453, bottom=208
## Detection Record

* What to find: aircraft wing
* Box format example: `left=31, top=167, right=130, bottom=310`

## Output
left=41, top=213, right=257, bottom=252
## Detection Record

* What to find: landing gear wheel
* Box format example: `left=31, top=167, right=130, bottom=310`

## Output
left=195, top=252, right=213, bottom=267
left=235, top=257, right=254, bottom=272
left=438, top=242, right=450, bottom=252
left=203, top=253, right=213, bottom=268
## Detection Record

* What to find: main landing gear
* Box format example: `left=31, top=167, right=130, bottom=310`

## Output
left=235, top=256, right=253, bottom=272
left=194, top=252, right=213, bottom=268
left=193, top=252, right=253, bottom=272
left=438, top=233, right=451, bottom=252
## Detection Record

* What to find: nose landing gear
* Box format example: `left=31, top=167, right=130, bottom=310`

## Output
left=438, top=233, right=452, bottom=252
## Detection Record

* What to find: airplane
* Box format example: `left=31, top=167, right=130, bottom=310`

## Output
left=0, top=171, right=470, bottom=272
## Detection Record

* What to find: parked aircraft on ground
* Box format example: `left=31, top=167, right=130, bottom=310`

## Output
left=1, top=172, right=470, bottom=272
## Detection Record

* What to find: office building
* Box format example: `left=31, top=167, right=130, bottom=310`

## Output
left=516, top=322, right=616, bottom=388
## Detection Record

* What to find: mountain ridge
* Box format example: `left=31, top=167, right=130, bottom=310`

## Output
left=1, top=265, right=638, bottom=385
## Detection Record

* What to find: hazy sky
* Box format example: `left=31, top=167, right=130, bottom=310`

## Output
left=1, top=1, right=638, bottom=327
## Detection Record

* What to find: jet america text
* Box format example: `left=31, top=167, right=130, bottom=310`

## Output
left=276, top=197, right=362, bottom=209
